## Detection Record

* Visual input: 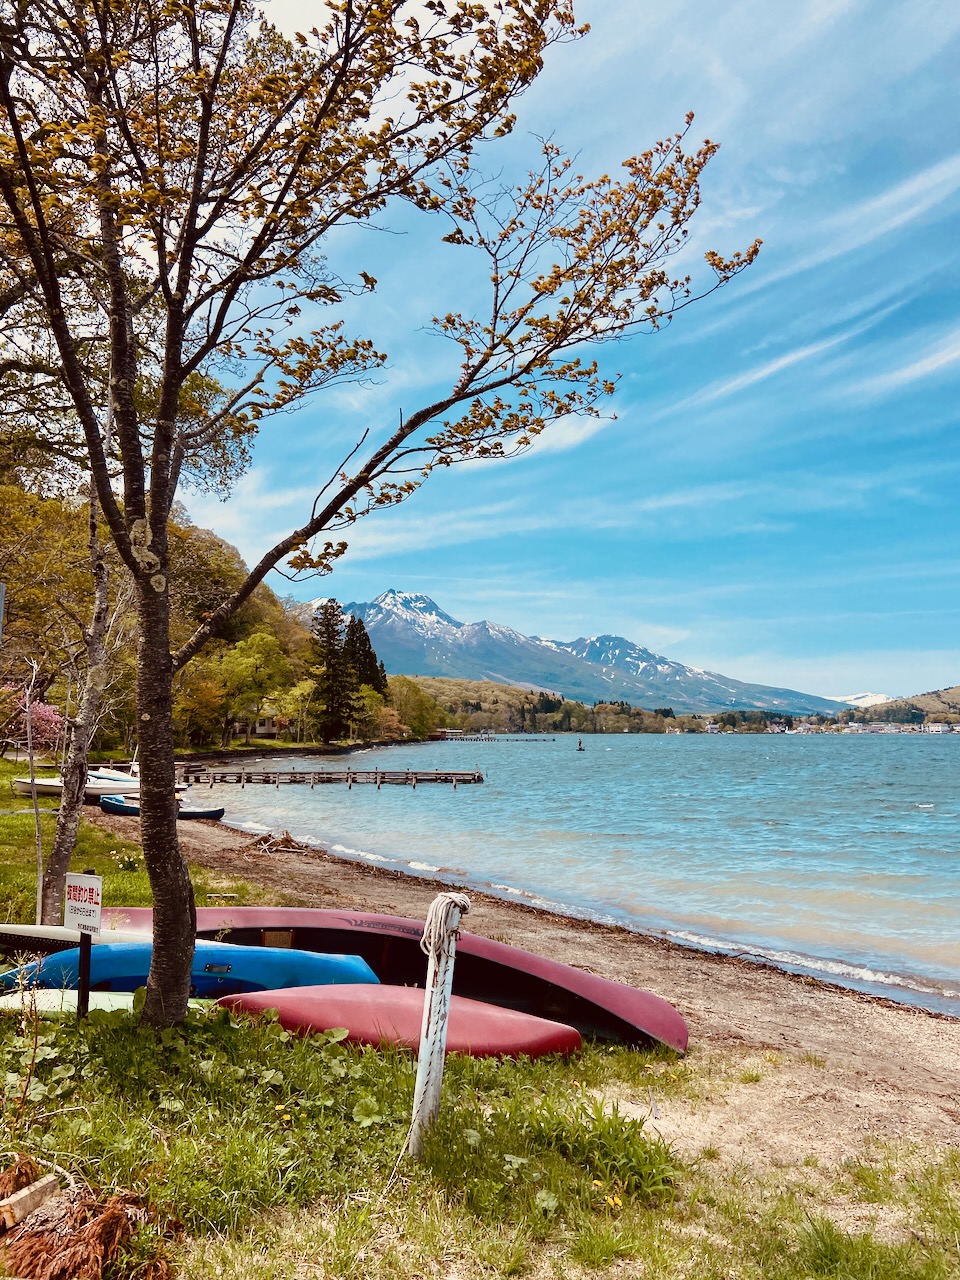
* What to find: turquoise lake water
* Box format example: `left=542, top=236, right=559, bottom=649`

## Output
left=200, top=734, right=960, bottom=1015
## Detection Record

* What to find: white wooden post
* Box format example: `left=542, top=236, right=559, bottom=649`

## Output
left=407, top=891, right=471, bottom=1158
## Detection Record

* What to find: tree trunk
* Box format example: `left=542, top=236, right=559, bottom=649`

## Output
left=136, top=581, right=196, bottom=1028
left=41, top=502, right=115, bottom=924
left=40, top=724, right=91, bottom=925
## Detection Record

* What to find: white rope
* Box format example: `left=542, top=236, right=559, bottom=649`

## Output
left=407, top=892, right=470, bottom=1158
left=418, top=891, right=471, bottom=960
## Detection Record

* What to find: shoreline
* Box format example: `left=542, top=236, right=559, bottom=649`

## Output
left=215, top=810, right=960, bottom=1019
left=85, top=806, right=960, bottom=1171
left=175, top=738, right=960, bottom=1020
left=221, top=818, right=957, bottom=1022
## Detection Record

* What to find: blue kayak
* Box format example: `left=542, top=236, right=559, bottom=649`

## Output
left=0, top=940, right=378, bottom=998
left=99, top=794, right=226, bottom=821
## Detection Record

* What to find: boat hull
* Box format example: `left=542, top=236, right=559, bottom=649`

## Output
left=12, top=772, right=184, bottom=801
left=103, top=906, right=689, bottom=1053
left=0, top=924, right=147, bottom=958
left=98, top=795, right=225, bottom=821
left=218, top=984, right=582, bottom=1058
left=0, top=939, right=379, bottom=997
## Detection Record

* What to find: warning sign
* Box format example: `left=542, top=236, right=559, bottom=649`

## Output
left=64, top=873, right=102, bottom=935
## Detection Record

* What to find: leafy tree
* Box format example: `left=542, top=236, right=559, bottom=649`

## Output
left=0, top=1, right=757, bottom=1025
left=387, top=675, right=446, bottom=739
left=216, top=632, right=291, bottom=746
left=0, top=483, right=139, bottom=921
left=172, top=657, right=227, bottom=748
left=268, top=677, right=318, bottom=744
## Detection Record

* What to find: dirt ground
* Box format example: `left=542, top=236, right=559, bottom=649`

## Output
left=88, top=809, right=960, bottom=1180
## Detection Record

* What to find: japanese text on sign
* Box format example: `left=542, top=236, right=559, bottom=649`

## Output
left=64, top=873, right=103, bottom=934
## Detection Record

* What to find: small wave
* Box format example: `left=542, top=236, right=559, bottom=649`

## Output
left=328, top=842, right=391, bottom=865
left=665, top=929, right=960, bottom=1000
left=408, top=860, right=441, bottom=873
left=491, top=882, right=525, bottom=896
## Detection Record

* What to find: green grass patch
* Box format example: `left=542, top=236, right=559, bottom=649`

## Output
left=0, top=1005, right=686, bottom=1275
left=0, top=757, right=274, bottom=921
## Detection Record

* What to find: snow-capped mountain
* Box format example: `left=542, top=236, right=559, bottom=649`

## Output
left=824, top=692, right=895, bottom=709
left=311, top=589, right=846, bottom=715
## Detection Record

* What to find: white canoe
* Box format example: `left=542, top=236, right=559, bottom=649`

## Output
left=12, top=774, right=140, bottom=799
left=0, top=923, right=150, bottom=955
left=0, top=989, right=207, bottom=1016
left=11, top=771, right=185, bottom=800
left=0, top=989, right=137, bottom=1014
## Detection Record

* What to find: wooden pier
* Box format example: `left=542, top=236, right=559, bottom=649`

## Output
left=179, top=767, right=483, bottom=789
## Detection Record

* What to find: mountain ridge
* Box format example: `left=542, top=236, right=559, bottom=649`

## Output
left=310, top=589, right=848, bottom=715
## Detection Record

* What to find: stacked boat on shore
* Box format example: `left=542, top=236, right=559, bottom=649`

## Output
left=0, top=907, right=689, bottom=1058
left=10, top=766, right=224, bottom=820
left=11, top=766, right=145, bottom=802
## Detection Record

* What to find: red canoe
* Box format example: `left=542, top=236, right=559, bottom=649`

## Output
left=104, top=905, right=688, bottom=1053
left=217, top=984, right=582, bottom=1058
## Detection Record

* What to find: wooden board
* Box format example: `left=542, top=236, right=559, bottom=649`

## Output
left=218, top=984, right=582, bottom=1058
left=105, top=906, right=688, bottom=1052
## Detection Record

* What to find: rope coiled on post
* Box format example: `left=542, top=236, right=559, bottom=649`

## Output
left=419, top=892, right=471, bottom=960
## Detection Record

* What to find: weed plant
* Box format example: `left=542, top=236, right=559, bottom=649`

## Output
left=0, top=1002, right=689, bottom=1275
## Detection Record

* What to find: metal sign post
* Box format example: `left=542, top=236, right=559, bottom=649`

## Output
left=64, top=872, right=102, bottom=1019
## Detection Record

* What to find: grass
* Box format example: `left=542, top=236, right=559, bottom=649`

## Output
left=1, top=1006, right=956, bottom=1280
left=0, top=757, right=283, bottom=921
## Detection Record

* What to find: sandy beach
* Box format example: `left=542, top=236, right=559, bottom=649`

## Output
left=88, top=808, right=959, bottom=1208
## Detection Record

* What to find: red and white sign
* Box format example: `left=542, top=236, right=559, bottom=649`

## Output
left=64, top=873, right=102, bottom=935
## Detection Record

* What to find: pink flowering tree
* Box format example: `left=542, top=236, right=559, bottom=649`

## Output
left=0, top=685, right=65, bottom=755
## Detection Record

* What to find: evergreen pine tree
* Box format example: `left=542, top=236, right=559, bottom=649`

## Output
left=309, top=599, right=358, bottom=743
left=343, top=614, right=388, bottom=694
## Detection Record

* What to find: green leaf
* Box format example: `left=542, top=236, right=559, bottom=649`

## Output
left=352, top=1096, right=383, bottom=1127
left=535, top=1189, right=559, bottom=1215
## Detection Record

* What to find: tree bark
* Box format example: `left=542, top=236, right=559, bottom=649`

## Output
left=135, top=580, right=196, bottom=1027
left=40, top=718, right=91, bottom=925
left=41, top=514, right=112, bottom=925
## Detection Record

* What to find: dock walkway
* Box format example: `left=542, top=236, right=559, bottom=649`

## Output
left=180, top=767, right=483, bottom=789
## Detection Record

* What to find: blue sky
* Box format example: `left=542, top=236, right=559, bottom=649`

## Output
left=185, top=0, right=960, bottom=699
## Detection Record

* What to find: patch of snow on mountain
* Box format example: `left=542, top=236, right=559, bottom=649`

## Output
left=824, top=692, right=895, bottom=708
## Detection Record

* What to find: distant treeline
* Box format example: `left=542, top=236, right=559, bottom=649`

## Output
left=409, top=679, right=816, bottom=734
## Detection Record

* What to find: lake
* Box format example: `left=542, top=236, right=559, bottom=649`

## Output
left=200, top=734, right=960, bottom=1016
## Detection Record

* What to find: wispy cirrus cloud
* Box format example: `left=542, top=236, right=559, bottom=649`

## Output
left=853, top=325, right=960, bottom=397
left=740, top=151, right=960, bottom=295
